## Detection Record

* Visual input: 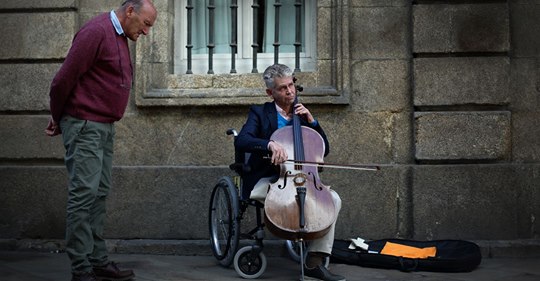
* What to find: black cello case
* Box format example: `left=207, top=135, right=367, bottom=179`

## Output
left=330, top=238, right=482, bottom=272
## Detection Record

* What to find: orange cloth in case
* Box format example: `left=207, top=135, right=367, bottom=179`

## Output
left=381, top=241, right=437, bottom=259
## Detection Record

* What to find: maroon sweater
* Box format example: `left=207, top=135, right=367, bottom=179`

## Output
left=49, top=13, right=132, bottom=124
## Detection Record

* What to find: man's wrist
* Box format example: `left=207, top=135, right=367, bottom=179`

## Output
left=267, top=140, right=275, bottom=150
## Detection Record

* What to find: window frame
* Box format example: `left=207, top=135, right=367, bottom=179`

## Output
left=134, top=0, right=350, bottom=107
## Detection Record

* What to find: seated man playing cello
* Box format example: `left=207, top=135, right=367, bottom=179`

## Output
left=235, top=64, right=345, bottom=281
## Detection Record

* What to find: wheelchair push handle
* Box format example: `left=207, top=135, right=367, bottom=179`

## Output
left=227, top=128, right=238, bottom=137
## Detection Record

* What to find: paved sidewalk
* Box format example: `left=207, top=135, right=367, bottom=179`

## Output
left=1, top=250, right=540, bottom=281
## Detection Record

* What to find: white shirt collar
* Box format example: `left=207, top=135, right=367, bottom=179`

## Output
left=110, top=10, right=125, bottom=36
left=275, top=103, right=292, bottom=121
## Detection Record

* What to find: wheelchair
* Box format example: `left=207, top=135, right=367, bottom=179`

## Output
left=208, top=128, right=311, bottom=279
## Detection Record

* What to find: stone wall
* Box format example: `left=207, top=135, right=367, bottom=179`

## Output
left=0, top=0, right=538, bottom=249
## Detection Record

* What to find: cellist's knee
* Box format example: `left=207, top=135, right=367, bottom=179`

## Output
left=330, top=190, right=342, bottom=212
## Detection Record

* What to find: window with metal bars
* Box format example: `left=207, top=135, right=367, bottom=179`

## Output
left=174, top=0, right=316, bottom=75
left=136, top=0, right=349, bottom=107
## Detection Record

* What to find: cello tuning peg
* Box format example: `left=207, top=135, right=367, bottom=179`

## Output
left=293, top=76, right=303, bottom=92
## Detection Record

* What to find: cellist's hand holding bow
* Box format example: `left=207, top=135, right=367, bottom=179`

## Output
left=268, top=140, right=288, bottom=165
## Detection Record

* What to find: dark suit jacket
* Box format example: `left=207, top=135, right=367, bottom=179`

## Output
left=235, top=102, right=330, bottom=199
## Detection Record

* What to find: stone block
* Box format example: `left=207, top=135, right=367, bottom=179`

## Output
left=352, top=59, right=411, bottom=112
left=78, top=0, right=118, bottom=12
left=323, top=112, right=413, bottom=165
left=0, top=116, right=64, bottom=159
left=78, top=12, right=105, bottom=27
left=113, top=114, right=247, bottom=165
left=0, top=0, right=77, bottom=9
left=104, top=166, right=233, bottom=238
left=136, top=6, right=170, bottom=64
left=324, top=166, right=410, bottom=239
left=0, top=12, right=76, bottom=59
left=510, top=58, right=540, bottom=112
left=414, top=57, right=510, bottom=107
left=350, top=0, right=408, bottom=7
left=479, top=239, right=540, bottom=258
left=317, top=7, right=332, bottom=60
left=510, top=3, right=540, bottom=57
left=415, top=112, right=511, bottom=161
left=512, top=112, right=540, bottom=162
left=413, top=4, right=509, bottom=53
left=350, top=6, right=409, bottom=59
left=0, top=167, right=68, bottom=238
left=314, top=60, right=334, bottom=88
left=0, top=64, right=60, bottom=111
left=514, top=164, right=540, bottom=239
left=412, top=165, right=521, bottom=240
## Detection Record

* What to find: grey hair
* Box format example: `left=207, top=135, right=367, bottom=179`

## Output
left=263, top=64, right=294, bottom=89
left=121, top=0, right=147, bottom=12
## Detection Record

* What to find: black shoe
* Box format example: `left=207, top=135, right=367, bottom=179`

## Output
left=92, top=261, right=134, bottom=281
left=304, top=265, right=346, bottom=281
left=71, top=272, right=97, bottom=281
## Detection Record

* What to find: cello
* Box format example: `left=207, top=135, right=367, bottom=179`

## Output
left=264, top=84, right=336, bottom=242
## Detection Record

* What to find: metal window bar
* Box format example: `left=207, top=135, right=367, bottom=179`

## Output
left=273, top=0, right=281, bottom=64
left=230, top=0, right=238, bottom=73
left=294, top=0, right=302, bottom=72
left=251, top=0, right=259, bottom=73
left=207, top=0, right=215, bottom=74
left=184, top=0, right=304, bottom=74
left=185, top=0, right=193, bottom=74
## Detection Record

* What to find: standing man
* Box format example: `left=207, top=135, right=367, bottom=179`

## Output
left=235, top=64, right=346, bottom=281
left=45, top=1, right=157, bottom=280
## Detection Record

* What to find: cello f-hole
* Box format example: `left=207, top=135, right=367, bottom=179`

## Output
left=308, top=172, right=322, bottom=191
left=280, top=171, right=292, bottom=189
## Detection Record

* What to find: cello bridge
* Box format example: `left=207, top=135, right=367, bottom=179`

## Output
left=293, top=173, right=308, bottom=187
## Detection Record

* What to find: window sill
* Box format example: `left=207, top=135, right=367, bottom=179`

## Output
left=136, top=86, right=348, bottom=107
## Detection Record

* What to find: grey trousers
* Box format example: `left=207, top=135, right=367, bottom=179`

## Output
left=60, top=115, right=115, bottom=274
left=251, top=177, right=342, bottom=255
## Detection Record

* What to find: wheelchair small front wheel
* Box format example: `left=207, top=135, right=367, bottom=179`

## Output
left=234, top=246, right=267, bottom=279
left=209, top=177, right=241, bottom=267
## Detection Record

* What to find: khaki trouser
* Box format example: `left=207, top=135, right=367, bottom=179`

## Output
left=250, top=177, right=342, bottom=255
left=60, top=115, right=115, bottom=274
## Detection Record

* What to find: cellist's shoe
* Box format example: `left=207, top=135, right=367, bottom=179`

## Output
left=304, top=265, right=346, bottom=281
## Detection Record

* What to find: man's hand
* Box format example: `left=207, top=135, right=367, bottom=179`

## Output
left=268, top=140, right=288, bottom=165
left=294, top=103, right=315, bottom=124
left=45, top=117, right=61, bottom=136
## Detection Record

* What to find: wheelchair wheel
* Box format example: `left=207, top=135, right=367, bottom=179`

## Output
left=285, top=240, right=330, bottom=268
left=209, top=177, right=240, bottom=267
left=233, top=246, right=267, bottom=279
